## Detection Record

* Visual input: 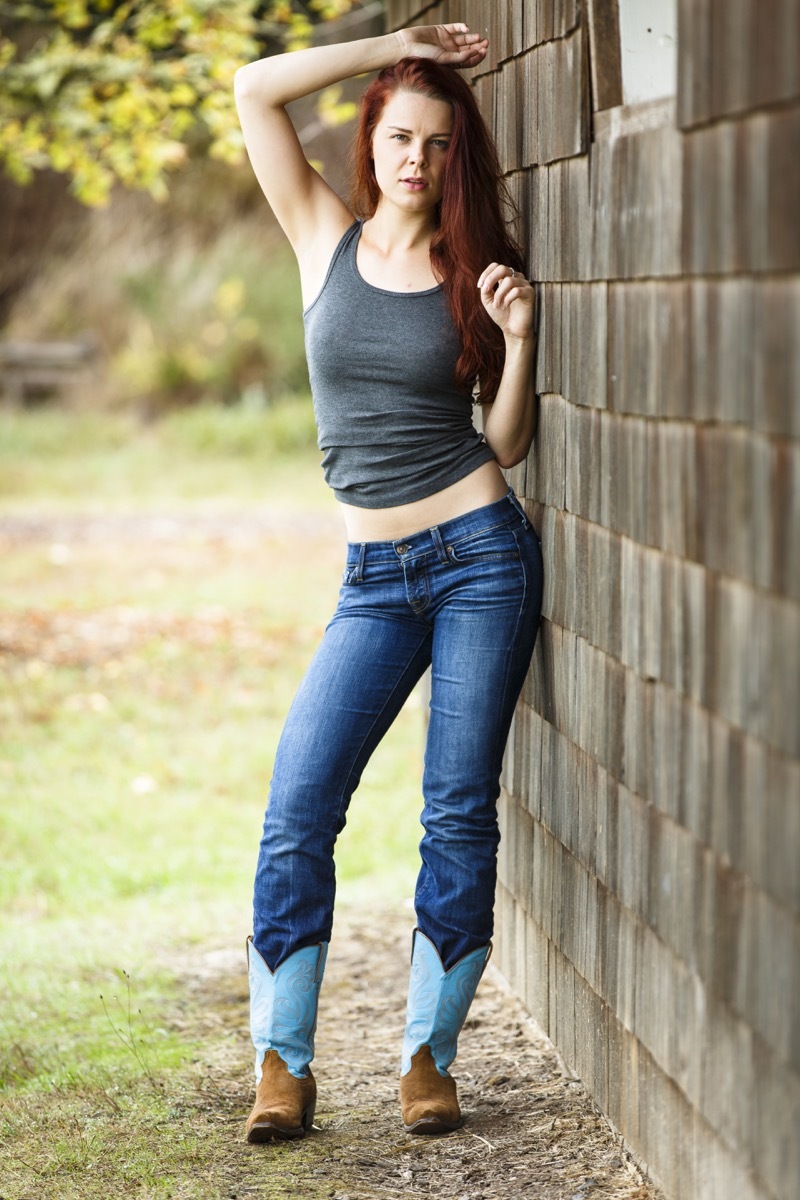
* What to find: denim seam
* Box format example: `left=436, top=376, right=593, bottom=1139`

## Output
left=490, top=529, right=530, bottom=768
left=448, top=549, right=520, bottom=564
left=332, top=628, right=432, bottom=830
left=507, top=491, right=529, bottom=528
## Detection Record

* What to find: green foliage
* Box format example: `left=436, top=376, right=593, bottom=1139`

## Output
left=110, top=227, right=311, bottom=410
left=158, top=393, right=319, bottom=454
left=5, top=188, right=313, bottom=412
left=0, top=0, right=357, bottom=205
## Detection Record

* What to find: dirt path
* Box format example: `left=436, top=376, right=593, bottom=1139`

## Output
left=0, top=508, right=343, bottom=547
left=178, top=906, right=660, bottom=1200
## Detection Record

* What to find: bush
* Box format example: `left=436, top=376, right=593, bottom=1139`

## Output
left=158, top=394, right=318, bottom=457
left=3, top=174, right=311, bottom=415
left=111, top=224, right=310, bottom=413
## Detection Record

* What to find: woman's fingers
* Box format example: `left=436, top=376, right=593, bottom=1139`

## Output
left=441, top=23, right=486, bottom=46
left=478, top=264, right=536, bottom=337
left=440, top=29, right=489, bottom=66
left=442, top=23, right=480, bottom=39
left=478, top=263, right=533, bottom=308
left=478, top=263, right=530, bottom=289
left=402, top=23, right=489, bottom=66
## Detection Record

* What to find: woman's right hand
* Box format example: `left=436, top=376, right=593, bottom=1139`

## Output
left=395, top=23, right=489, bottom=69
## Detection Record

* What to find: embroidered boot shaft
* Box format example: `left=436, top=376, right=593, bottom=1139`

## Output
left=401, top=928, right=491, bottom=1077
left=247, top=938, right=327, bottom=1081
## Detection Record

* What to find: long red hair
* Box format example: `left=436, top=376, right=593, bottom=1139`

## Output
left=350, top=57, right=524, bottom=404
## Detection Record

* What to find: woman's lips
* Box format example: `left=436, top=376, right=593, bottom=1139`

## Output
left=401, top=178, right=428, bottom=191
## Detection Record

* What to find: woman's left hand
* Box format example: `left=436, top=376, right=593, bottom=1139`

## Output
left=477, top=263, right=536, bottom=342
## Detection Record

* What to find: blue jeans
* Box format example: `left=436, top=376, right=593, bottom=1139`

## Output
left=252, top=490, right=543, bottom=972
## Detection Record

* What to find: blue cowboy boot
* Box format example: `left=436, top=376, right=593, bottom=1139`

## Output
left=246, top=937, right=328, bottom=1141
left=399, top=928, right=492, bottom=1134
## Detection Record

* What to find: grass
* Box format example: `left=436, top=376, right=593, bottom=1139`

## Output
left=0, top=398, right=319, bottom=509
left=0, top=406, right=425, bottom=1198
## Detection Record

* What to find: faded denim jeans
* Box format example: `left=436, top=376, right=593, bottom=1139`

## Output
left=252, top=490, right=543, bottom=972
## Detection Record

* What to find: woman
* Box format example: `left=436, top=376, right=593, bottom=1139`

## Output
left=234, top=21, right=543, bottom=1142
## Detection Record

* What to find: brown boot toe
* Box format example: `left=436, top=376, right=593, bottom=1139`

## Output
left=400, top=1045, right=463, bottom=1135
left=246, top=1049, right=317, bottom=1142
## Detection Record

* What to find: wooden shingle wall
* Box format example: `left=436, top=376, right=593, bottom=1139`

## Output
left=385, top=3, right=800, bottom=1198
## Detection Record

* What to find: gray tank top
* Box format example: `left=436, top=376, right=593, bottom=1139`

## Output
left=303, top=221, right=496, bottom=508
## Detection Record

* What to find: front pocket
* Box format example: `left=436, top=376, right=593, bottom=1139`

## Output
left=446, top=524, right=521, bottom=564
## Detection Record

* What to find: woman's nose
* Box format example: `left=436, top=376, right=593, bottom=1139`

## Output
left=409, top=142, right=427, bottom=165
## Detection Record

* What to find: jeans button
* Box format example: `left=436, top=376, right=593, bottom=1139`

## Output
left=396, top=543, right=410, bottom=554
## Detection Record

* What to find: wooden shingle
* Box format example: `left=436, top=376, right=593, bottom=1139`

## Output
left=676, top=0, right=712, bottom=129
left=767, top=105, right=800, bottom=270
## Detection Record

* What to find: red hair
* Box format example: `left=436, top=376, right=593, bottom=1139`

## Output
left=350, top=57, right=524, bottom=404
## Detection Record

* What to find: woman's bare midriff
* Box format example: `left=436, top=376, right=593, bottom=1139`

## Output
left=339, top=459, right=510, bottom=543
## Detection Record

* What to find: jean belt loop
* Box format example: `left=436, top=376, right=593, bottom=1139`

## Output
left=431, top=526, right=448, bottom=565
left=356, top=542, right=367, bottom=582
left=508, top=489, right=528, bottom=528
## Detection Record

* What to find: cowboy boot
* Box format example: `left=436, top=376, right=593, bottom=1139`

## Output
left=245, top=937, right=327, bottom=1142
left=399, top=928, right=491, bottom=1134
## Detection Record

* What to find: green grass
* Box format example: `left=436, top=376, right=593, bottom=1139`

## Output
left=0, top=398, right=320, bottom=509
left=0, top=407, right=424, bottom=1197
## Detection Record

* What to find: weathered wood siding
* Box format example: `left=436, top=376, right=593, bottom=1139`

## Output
left=385, top=3, right=799, bottom=1198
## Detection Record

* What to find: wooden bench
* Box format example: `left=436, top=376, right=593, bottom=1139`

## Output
left=0, top=338, right=96, bottom=406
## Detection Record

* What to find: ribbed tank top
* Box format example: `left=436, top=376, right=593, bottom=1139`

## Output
left=303, top=220, right=496, bottom=509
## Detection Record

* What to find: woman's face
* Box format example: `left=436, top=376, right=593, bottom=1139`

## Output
left=371, top=89, right=453, bottom=214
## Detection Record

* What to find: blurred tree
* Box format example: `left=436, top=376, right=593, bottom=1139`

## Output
left=0, top=0, right=358, bottom=206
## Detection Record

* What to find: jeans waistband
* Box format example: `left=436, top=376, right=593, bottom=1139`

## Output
left=345, top=489, right=528, bottom=568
